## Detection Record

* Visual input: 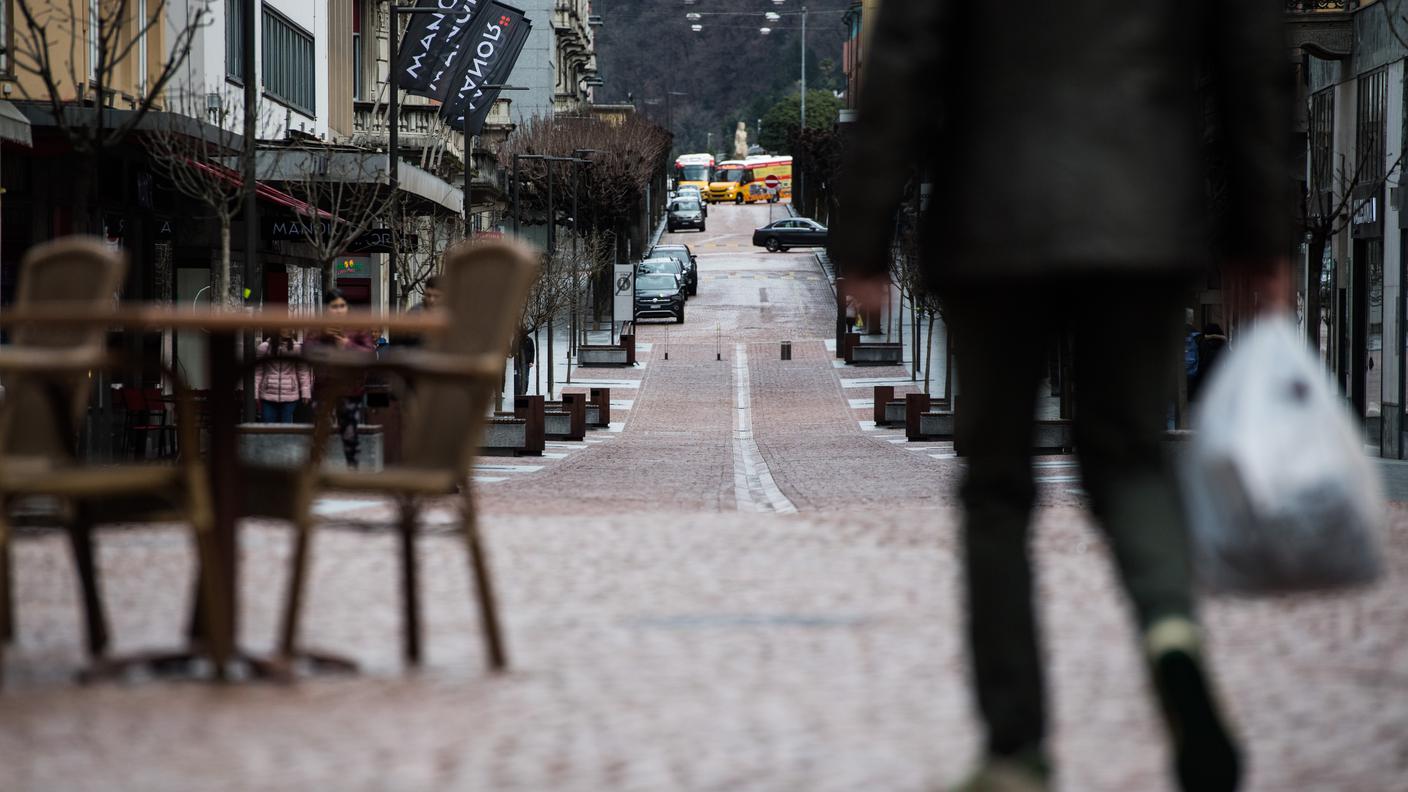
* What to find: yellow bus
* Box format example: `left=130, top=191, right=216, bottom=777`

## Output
left=705, top=156, right=793, bottom=204
left=673, top=153, right=715, bottom=193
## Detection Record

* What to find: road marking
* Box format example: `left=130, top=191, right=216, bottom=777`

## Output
left=848, top=399, right=873, bottom=408
left=840, top=376, right=916, bottom=388
left=474, top=464, right=544, bottom=474
left=733, top=343, right=798, bottom=514
left=570, top=379, right=641, bottom=389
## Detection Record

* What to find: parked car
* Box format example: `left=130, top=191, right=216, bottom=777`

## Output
left=667, top=197, right=706, bottom=233
left=634, top=272, right=686, bottom=323
left=752, top=217, right=828, bottom=252
left=676, top=185, right=707, bottom=218
left=649, top=244, right=698, bottom=296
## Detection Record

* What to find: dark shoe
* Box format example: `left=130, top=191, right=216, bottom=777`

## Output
left=1147, top=618, right=1241, bottom=792
left=951, top=751, right=1049, bottom=792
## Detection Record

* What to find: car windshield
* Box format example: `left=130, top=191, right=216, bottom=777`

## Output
left=670, top=200, right=700, bottom=212
left=638, top=259, right=683, bottom=274
left=677, top=165, right=710, bottom=182
left=714, top=168, right=745, bottom=183
left=636, top=274, right=678, bottom=291
left=651, top=248, right=690, bottom=264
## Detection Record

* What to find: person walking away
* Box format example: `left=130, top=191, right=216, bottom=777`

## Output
left=845, top=295, right=859, bottom=334
left=307, top=289, right=377, bottom=467
left=255, top=328, right=311, bottom=423
left=830, top=2, right=1293, bottom=790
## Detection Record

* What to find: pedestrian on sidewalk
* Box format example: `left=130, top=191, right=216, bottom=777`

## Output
left=307, top=288, right=377, bottom=467
left=254, top=328, right=311, bottom=423
left=514, top=330, right=536, bottom=396
left=845, top=295, right=859, bottom=333
left=830, top=2, right=1293, bottom=791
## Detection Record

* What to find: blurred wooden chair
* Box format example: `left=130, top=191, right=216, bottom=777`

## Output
left=0, top=237, right=228, bottom=687
left=265, top=240, right=537, bottom=674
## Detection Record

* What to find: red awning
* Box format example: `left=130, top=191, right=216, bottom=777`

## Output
left=185, top=158, right=335, bottom=220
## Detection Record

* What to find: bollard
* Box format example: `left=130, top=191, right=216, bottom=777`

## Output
left=781, top=340, right=792, bottom=360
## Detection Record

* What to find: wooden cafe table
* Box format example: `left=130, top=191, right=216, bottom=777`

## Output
left=0, top=306, right=448, bottom=679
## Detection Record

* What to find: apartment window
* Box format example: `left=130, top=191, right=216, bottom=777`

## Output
left=1310, top=90, right=1334, bottom=206
left=226, top=0, right=245, bottom=80
left=0, top=0, right=10, bottom=74
left=138, top=0, right=148, bottom=95
left=263, top=9, right=315, bottom=115
left=1356, top=68, right=1387, bottom=183
left=352, top=0, right=364, bottom=99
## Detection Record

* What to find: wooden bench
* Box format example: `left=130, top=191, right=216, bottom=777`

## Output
left=843, top=332, right=903, bottom=366
left=482, top=395, right=545, bottom=456
left=872, top=385, right=908, bottom=426
left=542, top=392, right=587, bottom=441
left=578, top=332, right=636, bottom=367
left=563, top=387, right=611, bottom=428
left=237, top=423, right=385, bottom=471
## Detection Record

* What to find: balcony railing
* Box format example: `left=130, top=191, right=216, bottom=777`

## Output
left=1286, top=1, right=1357, bottom=12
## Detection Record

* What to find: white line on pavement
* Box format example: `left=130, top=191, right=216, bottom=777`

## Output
left=840, top=376, right=915, bottom=387
left=732, top=343, right=798, bottom=515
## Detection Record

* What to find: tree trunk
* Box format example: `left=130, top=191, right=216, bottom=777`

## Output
left=323, top=260, right=336, bottom=293
left=911, top=294, right=920, bottom=381
left=218, top=219, right=232, bottom=309
left=924, top=313, right=936, bottom=395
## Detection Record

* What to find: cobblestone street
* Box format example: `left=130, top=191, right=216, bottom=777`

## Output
left=3, top=203, right=1406, bottom=792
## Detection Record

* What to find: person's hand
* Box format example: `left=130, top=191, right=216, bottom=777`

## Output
left=845, top=274, right=890, bottom=318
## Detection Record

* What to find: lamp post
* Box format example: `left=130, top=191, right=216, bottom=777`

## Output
left=386, top=2, right=455, bottom=312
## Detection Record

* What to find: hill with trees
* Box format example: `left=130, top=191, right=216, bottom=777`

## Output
left=590, top=0, right=852, bottom=158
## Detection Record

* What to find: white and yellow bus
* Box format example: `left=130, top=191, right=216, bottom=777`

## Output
left=673, top=153, right=715, bottom=194
left=705, top=155, right=793, bottom=204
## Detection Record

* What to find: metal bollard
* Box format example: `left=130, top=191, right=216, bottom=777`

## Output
left=780, top=340, right=792, bottom=360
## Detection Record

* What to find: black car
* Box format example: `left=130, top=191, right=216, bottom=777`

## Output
left=752, top=217, right=828, bottom=252
left=667, top=197, right=706, bottom=232
left=649, top=244, right=698, bottom=296
left=636, top=256, right=687, bottom=293
left=634, top=272, right=686, bottom=323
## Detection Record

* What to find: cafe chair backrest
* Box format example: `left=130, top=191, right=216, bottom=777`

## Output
left=1, top=237, right=127, bottom=461
left=401, top=241, right=538, bottom=476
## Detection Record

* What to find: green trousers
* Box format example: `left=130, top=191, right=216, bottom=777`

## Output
left=943, top=275, right=1196, bottom=757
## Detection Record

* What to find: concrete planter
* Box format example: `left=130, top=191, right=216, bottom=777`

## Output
left=578, top=346, right=630, bottom=366
left=238, top=423, right=384, bottom=471
left=917, top=411, right=956, bottom=439
left=1033, top=420, right=1074, bottom=453
left=849, top=343, right=904, bottom=365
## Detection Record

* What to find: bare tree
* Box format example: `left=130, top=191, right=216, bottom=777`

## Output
left=143, top=86, right=270, bottom=308
left=10, top=0, right=211, bottom=230
left=268, top=143, right=397, bottom=291
left=394, top=194, right=463, bottom=309
left=1301, top=149, right=1404, bottom=351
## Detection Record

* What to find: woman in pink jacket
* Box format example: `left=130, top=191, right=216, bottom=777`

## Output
left=255, top=328, right=312, bottom=423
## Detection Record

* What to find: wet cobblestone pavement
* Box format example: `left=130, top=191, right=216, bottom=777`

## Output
left=3, top=204, right=1406, bottom=791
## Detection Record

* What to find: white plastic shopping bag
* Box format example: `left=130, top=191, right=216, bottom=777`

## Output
left=1184, top=316, right=1386, bottom=595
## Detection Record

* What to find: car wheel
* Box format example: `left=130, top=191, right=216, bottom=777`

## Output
left=675, top=307, right=685, bottom=323
left=734, top=193, right=745, bottom=205
left=699, top=224, right=706, bottom=232
left=779, top=247, right=790, bottom=252
left=765, top=236, right=782, bottom=253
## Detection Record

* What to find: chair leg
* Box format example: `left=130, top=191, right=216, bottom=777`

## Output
left=188, top=512, right=231, bottom=680
left=67, top=512, right=110, bottom=660
left=398, top=499, right=422, bottom=666
left=461, top=487, right=507, bottom=671
left=1, top=514, right=12, bottom=647
left=279, top=512, right=316, bottom=660
left=1, top=513, right=8, bottom=688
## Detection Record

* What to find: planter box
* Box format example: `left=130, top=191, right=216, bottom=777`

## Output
left=1033, top=419, right=1074, bottom=453
left=238, top=423, right=384, bottom=471
left=578, top=334, right=636, bottom=367
left=850, top=344, right=904, bottom=365
left=564, top=387, right=611, bottom=428
left=543, top=392, right=587, bottom=441
left=482, top=396, right=545, bottom=456
left=884, top=401, right=907, bottom=424
left=917, top=411, right=956, bottom=439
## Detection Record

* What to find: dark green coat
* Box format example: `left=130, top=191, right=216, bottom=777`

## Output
left=829, top=0, right=1294, bottom=285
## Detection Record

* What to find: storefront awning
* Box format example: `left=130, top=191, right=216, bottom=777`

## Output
left=0, top=101, right=34, bottom=147
left=186, top=158, right=335, bottom=220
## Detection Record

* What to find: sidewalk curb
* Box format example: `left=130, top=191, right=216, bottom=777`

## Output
left=786, top=203, right=838, bottom=298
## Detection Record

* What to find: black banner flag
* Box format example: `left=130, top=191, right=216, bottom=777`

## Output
left=394, top=0, right=489, bottom=99
left=439, top=2, right=532, bottom=135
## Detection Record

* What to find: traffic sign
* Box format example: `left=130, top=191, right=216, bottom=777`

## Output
left=765, top=174, right=780, bottom=189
